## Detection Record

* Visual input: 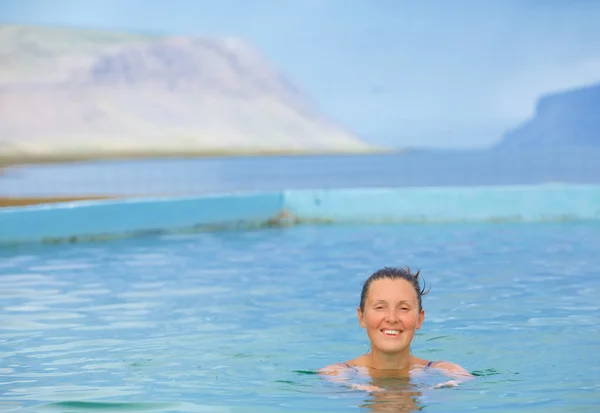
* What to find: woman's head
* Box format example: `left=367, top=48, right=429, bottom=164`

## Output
left=359, top=266, right=428, bottom=313
left=357, top=267, right=429, bottom=355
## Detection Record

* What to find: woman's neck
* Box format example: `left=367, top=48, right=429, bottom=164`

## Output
left=365, top=348, right=413, bottom=370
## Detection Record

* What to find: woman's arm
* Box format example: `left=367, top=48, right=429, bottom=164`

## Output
left=430, top=361, right=474, bottom=388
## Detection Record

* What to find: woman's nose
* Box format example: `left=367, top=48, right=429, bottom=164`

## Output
left=386, top=310, right=399, bottom=322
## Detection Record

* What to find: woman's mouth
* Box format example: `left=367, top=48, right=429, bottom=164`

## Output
left=381, top=329, right=401, bottom=336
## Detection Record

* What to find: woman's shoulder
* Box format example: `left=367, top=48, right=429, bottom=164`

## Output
left=428, top=360, right=472, bottom=377
left=319, top=356, right=366, bottom=376
left=318, top=363, right=348, bottom=376
left=410, top=356, right=471, bottom=375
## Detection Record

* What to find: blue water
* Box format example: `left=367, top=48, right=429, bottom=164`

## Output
left=2, top=149, right=600, bottom=197
left=1, top=222, right=599, bottom=412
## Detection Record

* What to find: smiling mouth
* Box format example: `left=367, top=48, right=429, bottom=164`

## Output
left=381, top=329, right=401, bottom=336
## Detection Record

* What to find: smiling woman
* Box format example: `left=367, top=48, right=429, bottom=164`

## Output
left=320, top=266, right=473, bottom=392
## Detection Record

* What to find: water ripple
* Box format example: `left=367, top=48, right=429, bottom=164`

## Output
left=1, top=222, right=599, bottom=412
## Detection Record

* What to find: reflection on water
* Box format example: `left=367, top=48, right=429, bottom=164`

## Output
left=360, top=378, right=422, bottom=413
left=1, top=222, right=600, bottom=412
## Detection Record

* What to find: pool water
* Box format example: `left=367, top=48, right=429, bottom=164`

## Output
left=1, top=222, right=599, bottom=412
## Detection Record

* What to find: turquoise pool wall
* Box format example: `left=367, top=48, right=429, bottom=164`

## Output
left=284, top=185, right=600, bottom=222
left=1, top=185, right=599, bottom=244
left=0, top=192, right=283, bottom=244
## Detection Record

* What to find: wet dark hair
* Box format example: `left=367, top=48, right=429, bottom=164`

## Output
left=359, top=266, right=429, bottom=313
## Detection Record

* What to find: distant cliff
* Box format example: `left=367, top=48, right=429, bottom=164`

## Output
left=493, top=83, right=600, bottom=151
left=0, top=25, right=375, bottom=163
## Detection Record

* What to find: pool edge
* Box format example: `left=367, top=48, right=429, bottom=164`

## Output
left=1, top=185, right=599, bottom=246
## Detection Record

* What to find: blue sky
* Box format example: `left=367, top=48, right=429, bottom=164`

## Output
left=2, top=0, right=600, bottom=148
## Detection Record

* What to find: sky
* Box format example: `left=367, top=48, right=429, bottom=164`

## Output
left=1, top=0, right=600, bottom=149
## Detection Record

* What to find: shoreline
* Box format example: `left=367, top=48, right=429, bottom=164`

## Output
left=0, top=147, right=397, bottom=168
left=0, top=196, right=119, bottom=207
left=0, top=148, right=400, bottom=207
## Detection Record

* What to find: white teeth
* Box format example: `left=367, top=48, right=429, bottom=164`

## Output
left=382, top=329, right=399, bottom=335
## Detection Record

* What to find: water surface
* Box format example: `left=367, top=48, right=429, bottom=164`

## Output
left=2, top=149, right=600, bottom=197
left=1, top=222, right=599, bottom=412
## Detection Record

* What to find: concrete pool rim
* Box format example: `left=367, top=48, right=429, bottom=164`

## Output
left=1, top=184, right=599, bottom=245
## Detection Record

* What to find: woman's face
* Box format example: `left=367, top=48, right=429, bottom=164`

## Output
left=358, top=278, right=424, bottom=355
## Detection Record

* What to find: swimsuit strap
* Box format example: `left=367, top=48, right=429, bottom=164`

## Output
left=426, top=360, right=434, bottom=368
left=343, top=363, right=360, bottom=372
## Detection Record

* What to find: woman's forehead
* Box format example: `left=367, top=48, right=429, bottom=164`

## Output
left=367, top=278, right=417, bottom=300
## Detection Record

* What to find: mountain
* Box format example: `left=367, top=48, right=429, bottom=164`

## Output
left=0, top=24, right=375, bottom=163
left=493, top=83, right=600, bottom=151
